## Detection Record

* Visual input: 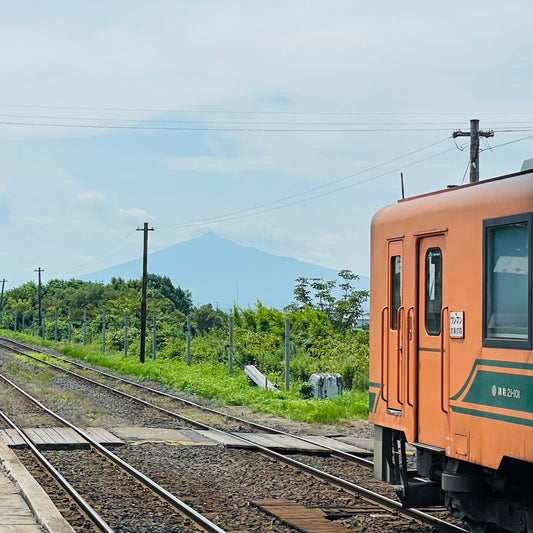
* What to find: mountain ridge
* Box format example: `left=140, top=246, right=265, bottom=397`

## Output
left=79, top=232, right=369, bottom=309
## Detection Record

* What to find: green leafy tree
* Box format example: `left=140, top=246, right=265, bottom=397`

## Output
left=292, top=277, right=312, bottom=307
left=332, top=270, right=368, bottom=334
left=191, top=304, right=227, bottom=335
left=289, top=271, right=368, bottom=334
left=147, top=274, right=192, bottom=314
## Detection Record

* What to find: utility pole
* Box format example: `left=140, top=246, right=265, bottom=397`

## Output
left=452, top=119, right=494, bottom=183
left=0, top=279, right=7, bottom=324
left=35, top=267, right=44, bottom=327
left=137, top=222, right=154, bottom=364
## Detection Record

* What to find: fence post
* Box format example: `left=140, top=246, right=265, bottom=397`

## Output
left=228, top=314, right=234, bottom=375
left=68, top=308, right=72, bottom=342
left=152, top=313, right=156, bottom=360
left=54, top=309, right=58, bottom=341
left=14, top=311, right=17, bottom=332
left=124, top=312, right=129, bottom=357
left=285, top=318, right=290, bottom=391
left=83, top=308, right=87, bottom=345
left=22, top=312, right=25, bottom=333
left=186, top=314, right=191, bottom=366
left=102, top=308, right=106, bottom=352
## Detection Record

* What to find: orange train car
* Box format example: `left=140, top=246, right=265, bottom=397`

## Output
left=368, top=167, right=533, bottom=533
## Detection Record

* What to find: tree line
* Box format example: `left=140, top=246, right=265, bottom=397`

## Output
left=0, top=271, right=369, bottom=390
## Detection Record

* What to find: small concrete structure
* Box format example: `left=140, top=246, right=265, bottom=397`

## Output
left=309, top=372, right=343, bottom=399
left=244, top=365, right=278, bottom=391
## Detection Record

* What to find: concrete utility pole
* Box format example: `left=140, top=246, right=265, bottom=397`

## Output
left=137, top=222, right=154, bottom=364
left=34, top=268, right=44, bottom=327
left=452, top=119, right=494, bottom=183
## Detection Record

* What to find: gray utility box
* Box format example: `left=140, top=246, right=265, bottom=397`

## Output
left=309, top=373, right=343, bottom=399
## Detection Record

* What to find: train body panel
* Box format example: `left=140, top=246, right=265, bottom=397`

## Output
left=369, top=169, right=533, bottom=532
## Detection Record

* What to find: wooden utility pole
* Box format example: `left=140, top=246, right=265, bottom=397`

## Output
left=0, top=279, right=6, bottom=324
left=137, top=222, right=154, bottom=363
left=34, top=267, right=44, bottom=327
left=452, top=119, right=494, bottom=183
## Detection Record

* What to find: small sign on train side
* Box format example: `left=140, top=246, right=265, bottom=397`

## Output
left=450, top=311, right=464, bottom=338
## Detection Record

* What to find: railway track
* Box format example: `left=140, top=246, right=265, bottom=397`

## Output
left=0, top=369, right=225, bottom=533
left=0, top=335, right=467, bottom=533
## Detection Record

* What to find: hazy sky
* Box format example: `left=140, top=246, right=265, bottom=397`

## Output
left=1, top=0, right=532, bottom=290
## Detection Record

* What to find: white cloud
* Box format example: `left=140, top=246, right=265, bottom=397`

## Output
left=0, top=0, right=531, bottom=287
left=11, top=215, right=52, bottom=228
left=116, top=208, right=153, bottom=223
left=77, top=190, right=106, bottom=207
left=70, top=254, right=94, bottom=264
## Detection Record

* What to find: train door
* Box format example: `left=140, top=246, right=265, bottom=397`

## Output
left=384, top=239, right=404, bottom=413
left=417, top=235, right=449, bottom=446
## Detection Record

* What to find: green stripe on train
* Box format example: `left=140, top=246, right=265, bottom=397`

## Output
left=368, top=391, right=377, bottom=412
left=450, top=405, right=533, bottom=427
left=461, top=370, right=533, bottom=412
left=451, top=359, right=533, bottom=401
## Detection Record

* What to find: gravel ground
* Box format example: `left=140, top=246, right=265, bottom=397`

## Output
left=0, top=342, right=439, bottom=533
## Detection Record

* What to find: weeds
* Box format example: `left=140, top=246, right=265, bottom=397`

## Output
left=2, top=331, right=369, bottom=424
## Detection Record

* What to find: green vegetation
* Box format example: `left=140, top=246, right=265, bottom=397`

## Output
left=0, top=272, right=370, bottom=424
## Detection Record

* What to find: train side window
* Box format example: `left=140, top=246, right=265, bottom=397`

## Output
left=391, top=255, right=401, bottom=330
left=425, top=248, right=442, bottom=335
left=483, top=214, right=532, bottom=349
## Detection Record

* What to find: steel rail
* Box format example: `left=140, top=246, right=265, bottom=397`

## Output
left=1, top=336, right=467, bottom=533
left=0, top=336, right=373, bottom=467
left=0, top=371, right=227, bottom=533
left=0, top=384, right=116, bottom=533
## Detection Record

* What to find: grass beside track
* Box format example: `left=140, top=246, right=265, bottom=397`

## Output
left=0, top=330, right=369, bottom=424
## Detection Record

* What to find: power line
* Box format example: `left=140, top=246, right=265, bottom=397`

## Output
left=1, top=103, right=533, bottom=117
left=50, top=136, right=458, bottom=279
left=161, top=132, right=532, bottom=229
left=48, top=230, right=139, bottom=277
left=43, top=131, right=533, bottom=279
left=160, top=137, right=452, bottom=229
left=1, top=113, right=532, bottom=128
left=161, top=144, right=459, bottom=229
left=0, top=119, right=469, bottom=133
left=480, top=134, right=533, bottom=152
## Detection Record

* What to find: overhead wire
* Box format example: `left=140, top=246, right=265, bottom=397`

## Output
left=43, top=130, right=532, bottom=279
left=0, top=105, right=532, bottom=132
left=0, top=119, right=471, bottom=133
left=4, top=103, right=531, bottom=277
left=47, top=230, right=140, bottom=278
left=1, top=103, right=533, bottom=118
left=159, top=136, right=453, bottom=229
left=0, top=113, right=532, bottom=129
left=160, top=132, right=532, bottom=229
left=480, top=134, right=533, bottom=152
left=52, top=137, right=458, bottom=278
left=159, top=145, right=460, bottom=229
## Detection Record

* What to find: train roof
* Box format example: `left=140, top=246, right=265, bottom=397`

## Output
left=399, top=168, right=533, bottom=204
left=371, top=168, right=533, bottom=232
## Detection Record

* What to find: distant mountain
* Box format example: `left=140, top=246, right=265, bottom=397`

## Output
left=80, top=232, right=369, bottom=310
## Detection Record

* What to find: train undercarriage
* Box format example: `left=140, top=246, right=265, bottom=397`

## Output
left=374, top=426, right=533, bottom=533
